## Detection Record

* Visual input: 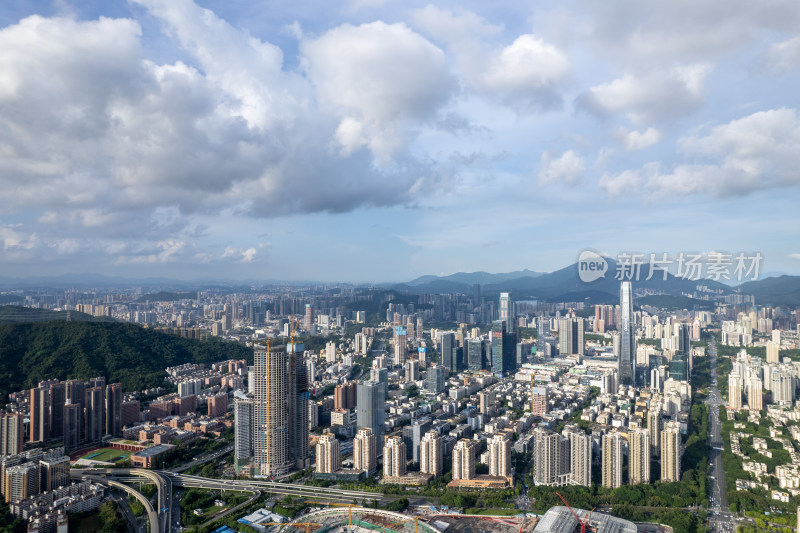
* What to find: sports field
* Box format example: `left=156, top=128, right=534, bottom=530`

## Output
left=78, top=448, right=132, bottom=464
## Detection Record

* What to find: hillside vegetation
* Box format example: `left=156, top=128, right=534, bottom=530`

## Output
left=0, top=320, right=252, bottom=399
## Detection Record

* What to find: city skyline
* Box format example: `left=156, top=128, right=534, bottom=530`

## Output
left=1, top=1, right=800, bottom=282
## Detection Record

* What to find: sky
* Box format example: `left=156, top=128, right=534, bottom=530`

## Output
left=1, top=0, right=800, bottom=282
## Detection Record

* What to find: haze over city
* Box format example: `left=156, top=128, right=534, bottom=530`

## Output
left=1, top=0, right=800, bottom=282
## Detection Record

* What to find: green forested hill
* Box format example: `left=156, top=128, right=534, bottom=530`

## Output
left=0, top=321, right=252, bottom=399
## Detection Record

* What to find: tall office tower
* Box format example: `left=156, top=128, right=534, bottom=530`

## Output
left=287, top=343, right=310, bottom=470
left=647, top=409, right=662, bottom=457
left=419, top=431, right=443, bottom=477
left=29, top=387, right=50, bottom=444
left=766, top=341, right=780, bottom=364
left=405, top=360, right=419, bottom=383
left=629, top=428, right=651, bottom=484
left=491, top=321, right=516, bottom=377
left=566, top=428, right=592, bottom=487
left=677, top=323, right=691, bottom=355
left=661, top=421, right=682, bottom=482
left=619, top=282, right=636, bottom=386
left=353, top=427, right=377, bottom=474
left=3, top=462, right=39, bottom=503
left=253, top=344, right=291, bottom=477
left=48, top=382, right=65, bottom=440
left=440, top=333, right=456, bottom=372
left=748, top=377, right=763, bottom=411
left=411, top=419, right=432, bottom=464
left=426, top=364, right=446, bottom=394
left=728, top=372, right=743, bottom=410
left=39, top=455, right=69, bottom=491
left=602, top=432, right=623, bottom=488
left=467, top=339, right=483, bottom=371
left=383, top=436, right=407, bottom=478
left=558, top=318, right=585, bottom=357
left=66, top=380, right=85, bottom=441
left=356, top=381, right=385, bottom=444
left=393, top=327, right=408, bottom=366
left=452, top=439, right=477, bottom=480
left=536, top=316, right=549, bottom=356
left=84, top=387, right=104, bottom=443
left=105, top=383, right=122, bottom=437
left=315, top=433, right=341, bottom=474
left=499, top=292, right=515, bottom=334
left=325, top=341, right=336, bottom=363
left=233, top=392, right=254, bottom=474
left=304, top=304, right=314, bottom=332
left=0, top=414, right=23, bottom=456
left=488, top=433, right=512, bottom=478
left=370, top=366, right=388, bottom=385
left=533, top=428, right=569, bottom=486
left=63, top=404, right=80, bottom=450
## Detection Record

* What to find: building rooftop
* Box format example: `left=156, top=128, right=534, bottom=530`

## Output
left=534, top=507, right=637, bottom=533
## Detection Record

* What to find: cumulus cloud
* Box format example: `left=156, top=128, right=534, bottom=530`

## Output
left=766, top=36, right=800, bottom=73
left=616, top=127, right=662, bottom=150
left=600, top=108, right=800, bottom=197
left=411, top=5, right=569, bottom=111
left=538, top=150, right=585, bottom=186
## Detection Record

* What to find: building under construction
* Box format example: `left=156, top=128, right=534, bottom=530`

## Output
left=533, top=506, right=637, bottom=533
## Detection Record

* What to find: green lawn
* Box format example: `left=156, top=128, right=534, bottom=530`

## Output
left=80, top=448, right=132, bottom=464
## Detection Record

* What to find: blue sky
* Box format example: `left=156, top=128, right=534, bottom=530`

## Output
left=1, top=0, right=799, bottom=282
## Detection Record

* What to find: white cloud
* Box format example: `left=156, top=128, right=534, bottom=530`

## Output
left=766, top=36, right=800, bottom=73
left=538, top=150, right=585, bottom=186
left=301, top=21, right=456, bottom=159
left=616, top=127, right=662, bottom=150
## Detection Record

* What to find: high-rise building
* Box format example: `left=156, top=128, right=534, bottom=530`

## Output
left=29, top=387, right=50, bottom=444
left=393, top=327, right=408, bottom=366
left=558, top=318, right=585, bottom=357
left=661, top=421, right=682, bottom=483
left=39, top=455, right=69, bottom=491
left=233, top=391, right=254, bottom=474
left=405, top=360, right=419, bottom=383
left=315, top=433, right=340, bottom=474
left=440, top=333, right=456, bottom=372
left=419, top=431, right=443, bottom=477
left=411, top=419, right=432, bottom=464
left=353, top=427, right=377, bottom=474
left=120, top=400, right=141, bottom=428
left=488, top=433, right=511, bottom=478
left=85, top=387, right=104, bottom=443
left=728, top=372, right=743, bottom=410
left=491, top=321, right=516, bottom=377
left=452, top=439, right=477, bottom=480
left=209, top=393, right=228, bottom=418
left=532, top=428, right=569, bottom=486
left=48, top=382, right=65, bottom=440
left=499, top=292, right=515, bottom=335
left=619, top=282, right=636, bottom=386
left=105, top=383, right=122, bottom=437
left=287, top=343, right=310, bottom=470
left=629, top=428, right=651, bottom=484
left=566, top=428, right=592, bottom=487
left=356, top=381, right=385, bottom=444
left=66, top=380, right=85, bottom=441
left=383, top=436, right=406, bottom=478
left=766, top=341, right=781, bottom=364
left=3, top=462, right=39, bottom=503
left=647, top=409, right=661, bottom=457
left=253, top=344, right=291, bottom=477
left=334, top=382, right=356, bottom=410
left=426, top=364, right=446, bottom=394
left=304, top=304, right=315, bottom=332
left=0, top=414, right=23, bottom=456
left=63, top=404, right=81, bottom=450
left=748, top=377, right=763, bottom=411
left=602, top=432, right=623, bottom=488
left=325, top=341, right=336, bottom=363
left=529, top=387, right=548, bottom=416
left=467, top=339, right=483, bottom=371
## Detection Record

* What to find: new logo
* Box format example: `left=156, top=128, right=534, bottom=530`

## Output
left=578, top=250, right=608, bottom=283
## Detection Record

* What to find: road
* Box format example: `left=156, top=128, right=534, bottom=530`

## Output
left=705, top=338, right=741, bottom=533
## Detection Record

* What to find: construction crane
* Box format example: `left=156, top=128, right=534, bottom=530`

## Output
left=305, top=501, right=360, bottom=528
left=261, top=522, right=321, bottom=533
left=555, top=492, right=593, bottom=533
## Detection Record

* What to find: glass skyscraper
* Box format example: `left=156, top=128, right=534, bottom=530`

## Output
left=618, top=282, right=636, bottom=386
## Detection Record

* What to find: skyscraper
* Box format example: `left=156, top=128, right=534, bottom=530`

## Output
left=499, top=292, right=515, bottom=334
left=233, top=391, right=254, bottom=474
left=647, top=409, right=661, bottom=457
left=426, top=364, right=446, bottom=394
left=629, top=428, right=651, bottom=484
left=48, top=382, right=65, bottom=440
left=452, top=439, right=477, bottom=481
left=419, top=431, right=443, bottom=477
left=253, top=344, right=290, bottom=477
left=602, top=432, right=623, bottom=488
left=315, top=433, right=340, bottom=474
left=304, top=303, right=314, bottom=332
left=353, top=427, right=377, bottom=474
left=619, top=282, right=636, bottom=386
left=440, top=333, right=456, bottom=372
left=105, top=383, right=122, bottom=437
left=532, top=428, right=569, bottom=486
left=491, top=321, right=516, bottom=377
left=356, top=381, right=385, bottom=444
left=287, top=343, right=310, bottom=470
left=467, top=338, right=483, bottom=371
left=393, top=327, right=408, bottom=366
left=85, top=387, right=104, bottom=443
left=0, top=414, right=23, bottom=456
left=383, top=436, right=406, bottom=478
left=29, top=387, right=49, bottom=444
left=558, top=318, right=585, bottom=357
left=728, top=372, right=743, bottom=410
left=661, top=421, right=682, bottom=483
left=66, top=380, right=85, bottom=441
left=566, top=427, right=592, bottom=487
left=63, top=403, right=81, bottom=450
